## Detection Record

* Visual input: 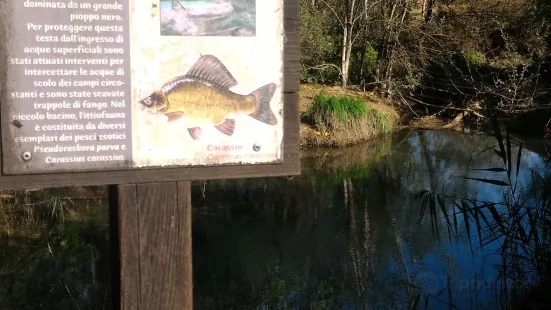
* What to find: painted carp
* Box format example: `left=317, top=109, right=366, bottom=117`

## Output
left=138, top=54, right=278, bottom=140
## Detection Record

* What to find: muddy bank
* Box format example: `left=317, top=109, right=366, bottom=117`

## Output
left=298, top=84, right=475, bottom=148
left=297, top=83, right=551, bottom=149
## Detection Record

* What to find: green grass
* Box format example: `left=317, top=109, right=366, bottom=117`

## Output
left=304, top=91, right=368, bottom=121
left=463, top=50, right=486, bottom=66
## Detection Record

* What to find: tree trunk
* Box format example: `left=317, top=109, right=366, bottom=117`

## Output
left=320, top=0, right=363, bottom=88
left=358, top=0, right=371, bottom=90
left=376, top=0, right=410, bottom=98
left=378, top=43, right=396, bottom=98
left=340, top=0, right=358, bottom=88
left=358, top=45, right=367, bottom=91
left=341, top=41, right=353, bottom=88
left=341, top=25, right=351, bottom=88
left=341, top=5, right=356, bottom=88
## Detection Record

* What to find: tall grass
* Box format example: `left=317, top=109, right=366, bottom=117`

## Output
left=415, top=102, right=551, bottom=309
left=302, top=91, right=395, bottom=146
left=305, top=91, right=368, bottom=120
left=0, top=188, right=112, bottom=310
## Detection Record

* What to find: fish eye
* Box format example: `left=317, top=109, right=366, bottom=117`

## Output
left=143, top=98, right=152, bottom=106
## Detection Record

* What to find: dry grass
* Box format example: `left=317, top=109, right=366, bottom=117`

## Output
left=0, top=187, right=107, bottom=238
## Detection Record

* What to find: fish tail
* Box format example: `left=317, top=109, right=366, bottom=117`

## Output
left=248, top=83, right=277, bottom=126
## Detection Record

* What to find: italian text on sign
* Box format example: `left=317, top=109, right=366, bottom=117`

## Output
left=1, top=0, right=284, bottom=175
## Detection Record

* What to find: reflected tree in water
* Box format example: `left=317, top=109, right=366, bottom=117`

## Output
left=0, top=127, right=547, bottom=309
left=415, top=105, right=551, bottom=309
left=191, top=131, right=506, bottom=309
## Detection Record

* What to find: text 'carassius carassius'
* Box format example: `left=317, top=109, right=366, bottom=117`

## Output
left=138, top=55, right=278, bottom=140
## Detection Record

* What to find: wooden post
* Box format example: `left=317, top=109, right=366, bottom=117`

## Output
left=109, top=182, right=193, bottom=310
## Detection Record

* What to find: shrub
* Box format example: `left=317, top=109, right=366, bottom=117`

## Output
left=463, top=50, right=487, bottom=66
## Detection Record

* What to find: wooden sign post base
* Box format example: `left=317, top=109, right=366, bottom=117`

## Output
left=109, top=182, right=193, bottom=310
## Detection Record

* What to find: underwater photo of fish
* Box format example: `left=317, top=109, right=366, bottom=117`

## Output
left=159, top=0, right=256, bottom=37
left=138, top=54, right=278, bottom=140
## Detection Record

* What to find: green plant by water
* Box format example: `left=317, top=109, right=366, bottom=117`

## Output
left=302, top=91, right=393, bottom=147
left=305, top=91, right=368, bottom=120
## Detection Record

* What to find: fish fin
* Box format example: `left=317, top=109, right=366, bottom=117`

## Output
left=248, top=83, right=278, bottom=126
left=215, top=119, right=236, bottom=136
left=166, top=112, right=184, bottom=122
left=188, top=127, right=202, bottom=140
left=185, top=55, right=238, bottom=90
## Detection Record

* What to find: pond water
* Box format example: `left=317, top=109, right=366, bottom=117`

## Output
left=190, top=130, right=550, bottom=309
left=0, top=129, right=549, bottom=309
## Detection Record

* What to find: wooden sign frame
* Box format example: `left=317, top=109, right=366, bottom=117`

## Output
left=0, top=0, right=300, bottom=191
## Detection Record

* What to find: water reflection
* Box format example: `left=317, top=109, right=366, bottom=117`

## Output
left=191, top=130, right=550, bottom=309
left=0, top=130, right=549, bottom=309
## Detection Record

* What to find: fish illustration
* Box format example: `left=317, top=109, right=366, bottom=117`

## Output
left=138, top=55, right=278, bottom=140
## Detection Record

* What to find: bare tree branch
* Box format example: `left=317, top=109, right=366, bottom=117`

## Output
left=306, top=64, right=343, bottom=75
left=318, top=0, right=344, bottom=25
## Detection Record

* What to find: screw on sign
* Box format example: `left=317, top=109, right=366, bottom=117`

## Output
left=21, top=152, right=32, bottom=162
left=253, top=143, right=261, bottom=152
left=11, top=120, right=22, bottom=128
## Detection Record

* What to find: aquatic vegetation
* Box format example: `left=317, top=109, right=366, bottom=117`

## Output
left=416, top=103, right=551, bottom=308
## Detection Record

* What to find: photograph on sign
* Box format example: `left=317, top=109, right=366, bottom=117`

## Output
left=0, top=0, right=283, bottom=175
left=159, top=0, right=256, bottom=36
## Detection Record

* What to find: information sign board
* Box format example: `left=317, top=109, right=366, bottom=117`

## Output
left=1, top=0, right=288, bottom=176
